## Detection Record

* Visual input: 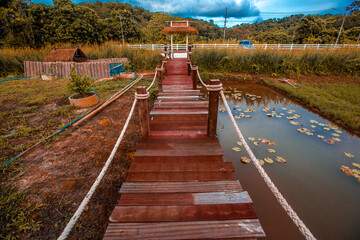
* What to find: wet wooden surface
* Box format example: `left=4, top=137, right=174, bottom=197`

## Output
left=104, top=58, right=265, bottom=239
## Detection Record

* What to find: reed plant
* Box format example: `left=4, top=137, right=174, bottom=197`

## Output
left=0, top=42, right=161, bottom=77
left=192, top=48, right=360, bottom=75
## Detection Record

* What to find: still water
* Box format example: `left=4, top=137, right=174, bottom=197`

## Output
left=215, top=82, right=360, bottom=240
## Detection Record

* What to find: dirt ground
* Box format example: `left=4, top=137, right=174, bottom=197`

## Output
left=15, top=94, right=141, bottom=239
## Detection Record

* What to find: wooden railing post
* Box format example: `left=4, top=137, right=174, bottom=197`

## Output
left=207, top=79, right=221, bottom=138
left=136, top=86, right=150, bottom=138
left=187, top=60, right=191, bottom=76
left=191, top=65, right=198, bottom=90
left=188, top=44, right=193, bottom=52
left=188, top=52, right=192, bottom=61
left=162, top=59, right=168, bottom=76
left=156, top=65, right=163, bottom=92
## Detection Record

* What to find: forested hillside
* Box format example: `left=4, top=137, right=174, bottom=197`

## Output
left=0, top=0, right=359, bottom=47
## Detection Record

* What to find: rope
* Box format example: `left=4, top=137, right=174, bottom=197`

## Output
left=206, top=84, right=223, bottom=91
left=219, top=90, right=316, bottom=240
left=197, top=69, right=208, bottom=87
left=135, top=92, right=150, bottom=100
left=57, top=98, right=138, bottom=240
left=146, top=70, right=157, bottom=91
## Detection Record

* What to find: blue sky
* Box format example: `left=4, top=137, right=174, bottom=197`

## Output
left=33, top=0, right=354, bottom=27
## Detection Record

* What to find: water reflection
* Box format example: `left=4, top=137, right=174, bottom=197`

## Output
left=216, top=82, right=360, bottom=240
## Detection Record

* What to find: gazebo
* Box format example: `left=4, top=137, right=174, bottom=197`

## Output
left=160, top=20, right=199, bottom=58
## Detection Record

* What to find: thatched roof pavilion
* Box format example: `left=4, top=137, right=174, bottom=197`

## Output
left=161, top=20, right=199, bottom=58
left=43, top=48, right=88, bottom=62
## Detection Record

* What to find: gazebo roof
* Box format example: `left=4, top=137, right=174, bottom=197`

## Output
left=160, top=20, right=199, bottom=35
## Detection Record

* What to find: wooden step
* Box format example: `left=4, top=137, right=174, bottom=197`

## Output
left=109, top=203, right=257, bottom=222
left=129, top=161, right=234, bottom=172
left=118, top=191, right=252, bottom=206
left=154, top=101, right=208, bottom=109
left=126, top=171, right=234, bottom=182
left=135, top=147, right=222, bottom=157
left=136, top=141, right=221, bottom=150
left=150, top=122, right=207, bottom=131
left=119, top=181, right=243, bottom=193
left=133, top=155, right=224, bottom=163
left=149, top=130, right=208, bottom=138
left=103, top=219, right=265, bottom=239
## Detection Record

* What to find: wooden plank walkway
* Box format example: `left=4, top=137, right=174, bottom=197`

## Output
left=103, top=58, right=265, bottom=239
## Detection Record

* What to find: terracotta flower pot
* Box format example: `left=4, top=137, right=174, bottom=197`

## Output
left=69, top=92, right=98, bottom=108
left=41, top=74, right=57, bottom=80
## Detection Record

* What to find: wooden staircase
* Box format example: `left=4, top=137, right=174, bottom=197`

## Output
left=103, top=58, right=265, bottom=239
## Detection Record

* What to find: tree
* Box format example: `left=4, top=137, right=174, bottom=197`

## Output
left=296, top=15, right=325, bottom=43
left=142, top=13, right=178, bottom=43
left=102, top=9, right=140, bottom=42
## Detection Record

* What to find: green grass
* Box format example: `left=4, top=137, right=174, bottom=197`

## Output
left=264, top=80, right=360, bottom=131
left=0, top=73, right=156, bottom=239
left=192, top=48, right=360, bottom=76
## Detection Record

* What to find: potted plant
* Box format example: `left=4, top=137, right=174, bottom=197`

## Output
left=120, top=62, right=136, bottom=79
left=68, top=67, right=98, bottom=108
left=41, top=66, right=57, bottom=80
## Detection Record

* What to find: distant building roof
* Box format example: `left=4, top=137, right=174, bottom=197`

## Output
left=43, top=48, right=88, bottom=62
left=161, top=21, right=199, bottom=35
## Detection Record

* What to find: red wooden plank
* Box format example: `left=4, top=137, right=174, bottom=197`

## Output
left=129, top=161, right=234, bottom=172
left=103, top=220, right=265, bottom=240
left=149, top=130, right=208, bottom=138
left=133, top=155, right=224, bottom=163
left=126, top=171, right=234, bottom=181
left=118, top=191, right=252, bottom=206
left=109, top=203, right=257, bottom=222
left=119, top=181, right=243, bottom=193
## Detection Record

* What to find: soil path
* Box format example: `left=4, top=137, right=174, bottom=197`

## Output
left=16, top=93, right=141, bottom=239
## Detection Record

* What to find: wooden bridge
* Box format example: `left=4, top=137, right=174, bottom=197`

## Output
left=103, top=57, right=265, bottom=239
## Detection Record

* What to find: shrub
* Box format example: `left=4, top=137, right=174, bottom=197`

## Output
left=67, top=67, right=93, bottom=96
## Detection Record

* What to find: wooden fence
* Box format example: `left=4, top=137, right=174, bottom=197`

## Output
left=24, top=58, right=127, bottom=78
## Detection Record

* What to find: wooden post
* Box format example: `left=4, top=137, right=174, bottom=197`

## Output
left=136, top=86, right=150, bottom=138
left=188, top=44, right=193, bottom=52
left=156, top=65, right=163, bottom=92
left=207, top=79, right=221, bottom=138
left=188, top=52, right=192, bottom=61
left=191, top=65, right=198, bottom=90
left=162, top=59, right=168, bottom=76
left=187, top=60, right=191, bottom=76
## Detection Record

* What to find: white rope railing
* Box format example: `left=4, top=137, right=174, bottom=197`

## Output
left=58, top=97, right=138, bottom=240
left=58, top=62, right=163, bottom=239
left=219, top=90, right=316, bottom=240
left=194, top=67, right=316, bottom=239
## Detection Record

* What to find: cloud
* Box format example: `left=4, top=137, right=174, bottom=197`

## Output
left=130, top=0, right=260, bottom=18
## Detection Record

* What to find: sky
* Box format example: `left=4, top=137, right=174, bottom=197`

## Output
left=33, top=0, right=354, bottom=27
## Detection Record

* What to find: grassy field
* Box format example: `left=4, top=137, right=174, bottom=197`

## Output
left=192, top=48, right=360, bottom=76
left=0, top=75, right=155, bottom=239
left=0, top=42, right=161, bottom=78
left=264, top=80, right=360, bottom=132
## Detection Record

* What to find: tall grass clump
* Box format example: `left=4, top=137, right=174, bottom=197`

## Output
left=0, top=42, right=161, bottom=77
left=192, top=48, right=360, bottom=75
left=265, top=80, right=360, bottom=131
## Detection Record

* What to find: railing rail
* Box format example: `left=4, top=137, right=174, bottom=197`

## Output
left=116, top=43, right=360, bottom=51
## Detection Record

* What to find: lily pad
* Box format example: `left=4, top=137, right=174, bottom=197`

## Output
left=335, top=130, right=343, bottom=134
left=290, top=121, right=299, bottom=125
left=258, top=159, right=265, bottom=165
left=324, top=127, right=330, bottom=130
left=267, top=148, right=276, bottom=153
left=305, top=132, right=314, bottom=136
left=236, top=141, right=243, bottom=146
left=309, top=120, right=318, bottom=124
left=254, top=141, right=260, bottom=146
left=264, top=157, right=274, bottom=164
left=332, top=137, right=341, bottom=142
left=266, top=113, right=273, bottom=117
left=275, top=156, right=287, bottom=163
left=331, top=133, right=340, bottom=137
left=311, top=125, right=317, bottom=128
left=352, top=163, right=360, bottom=169
left=248, top=137, right=255, bottom=141
left=240, top=156, right=251, bottom=164
left=317, top=135, right=325, bottom=139
left=232, top=147, right=241, bottom=152
left=220, top=107, right=226, bottom=112
left=345, top=152, right=355, bottom=158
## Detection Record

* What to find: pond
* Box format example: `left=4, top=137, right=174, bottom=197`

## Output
left=214, top=82, right=360, bottom=240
